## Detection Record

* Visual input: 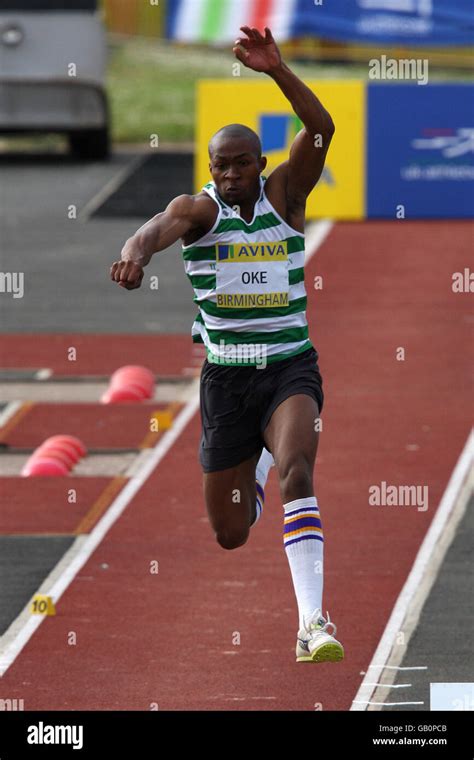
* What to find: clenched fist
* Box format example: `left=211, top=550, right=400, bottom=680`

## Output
left=110, top=260, right=144, bottom=290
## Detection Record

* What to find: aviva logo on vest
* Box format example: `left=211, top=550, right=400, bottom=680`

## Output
left=260, top=113, right=335, bottom=187
left=216, top=241, right=288, bottom=261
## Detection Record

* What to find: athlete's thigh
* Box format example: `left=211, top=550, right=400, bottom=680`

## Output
left=263, top=393, right=320, bottom=470
left=203, top=451, right=261, bottom=534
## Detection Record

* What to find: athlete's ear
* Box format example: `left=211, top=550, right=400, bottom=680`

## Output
left=259, top=155, right=267, bottom=172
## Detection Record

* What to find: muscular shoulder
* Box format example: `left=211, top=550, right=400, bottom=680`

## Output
left=176, top=191, right=218, bottom=246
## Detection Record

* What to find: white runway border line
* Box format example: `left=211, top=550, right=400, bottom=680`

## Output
left=351, top=429, right=474, bottom=710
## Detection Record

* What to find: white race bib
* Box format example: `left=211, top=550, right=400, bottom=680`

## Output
left=215, top=241, right=289, bottom=308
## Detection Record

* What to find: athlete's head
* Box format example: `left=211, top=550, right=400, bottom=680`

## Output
left=208, top=124, right=267, bottom=206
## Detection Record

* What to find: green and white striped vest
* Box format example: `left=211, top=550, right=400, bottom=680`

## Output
left=182, top=175, right=313, bottom=366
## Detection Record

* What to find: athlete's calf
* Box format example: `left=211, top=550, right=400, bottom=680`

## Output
left=203, top=452, right=260, bottom=549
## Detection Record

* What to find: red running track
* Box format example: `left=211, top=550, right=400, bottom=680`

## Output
left=0, top=221, right=471, bottom=710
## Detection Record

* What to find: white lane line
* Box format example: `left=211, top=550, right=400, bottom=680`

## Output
left=123, top=448, right=152, bottom=477
left=363, top=683, right=412, bottom=688
left=304, top=219, right=334, bottom=263
left=78, top=154, right=145, bottom=220
left=0, top=400, right=22, bottom=429
left=35, top=368, right=52, bottom=380
left=366, top=665, right=428, bottom=671
left=353, top=701, right=424, bottom=707
left=351, top=429, right=474, bottom=711
left=0, top=380, right=201, bottom=676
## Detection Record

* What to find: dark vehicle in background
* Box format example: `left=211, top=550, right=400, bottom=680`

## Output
left=0, top=0, right=110, bottom=159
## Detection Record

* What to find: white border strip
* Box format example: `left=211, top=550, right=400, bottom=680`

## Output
left=0, top=400, right=23, bottom=430
left=0, top=382, right=200, bottom=676
left=363, top=683, right=412, bottom=688
left=351, top=428, right=474, bottom=710
left=34, top=368, right=52, bottom=380
left=354, top=701, right=424, bottom=707
left=78, top=154, right=146, bottom=221
left=366, top=665, right=427, bottom=670
left=304, top=219, right=333, bottom=263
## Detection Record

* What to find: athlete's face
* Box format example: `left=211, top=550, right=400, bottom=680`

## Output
left=209, top=138, right=267, bottom=206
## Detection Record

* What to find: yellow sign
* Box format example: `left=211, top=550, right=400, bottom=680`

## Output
left=196, top=80, right=365, bottom=220
left=31, top=594, right=56, bottom=616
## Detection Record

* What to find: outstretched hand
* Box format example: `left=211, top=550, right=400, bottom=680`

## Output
left=233, top=26, right=282, bottom=74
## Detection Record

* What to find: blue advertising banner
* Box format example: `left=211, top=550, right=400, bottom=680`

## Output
left=292, top=0, right=474, bottom=46
left=167, top=0, right=474, bottom=46
left=367, top=84, right=474, bottom=218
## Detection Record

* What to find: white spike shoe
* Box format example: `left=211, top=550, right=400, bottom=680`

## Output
left=296, top=608, right=344, bottom=663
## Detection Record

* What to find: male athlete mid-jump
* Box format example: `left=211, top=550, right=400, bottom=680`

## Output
left=110, top=26, right=344, bottom=663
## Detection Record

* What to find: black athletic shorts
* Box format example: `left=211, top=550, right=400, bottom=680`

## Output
left=198, top=346, right=324, bottom=473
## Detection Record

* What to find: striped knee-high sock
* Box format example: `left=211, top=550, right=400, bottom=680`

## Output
left=283, top=496, right=324, bottom=630
left=252, top=448, right=274, bottom=526
left=254, top=482, right=264, bottom=525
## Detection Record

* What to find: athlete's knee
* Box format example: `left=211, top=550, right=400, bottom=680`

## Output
left=216, top=528, right=249, bottom=550
left=278, top=456, right=313, bottom=501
